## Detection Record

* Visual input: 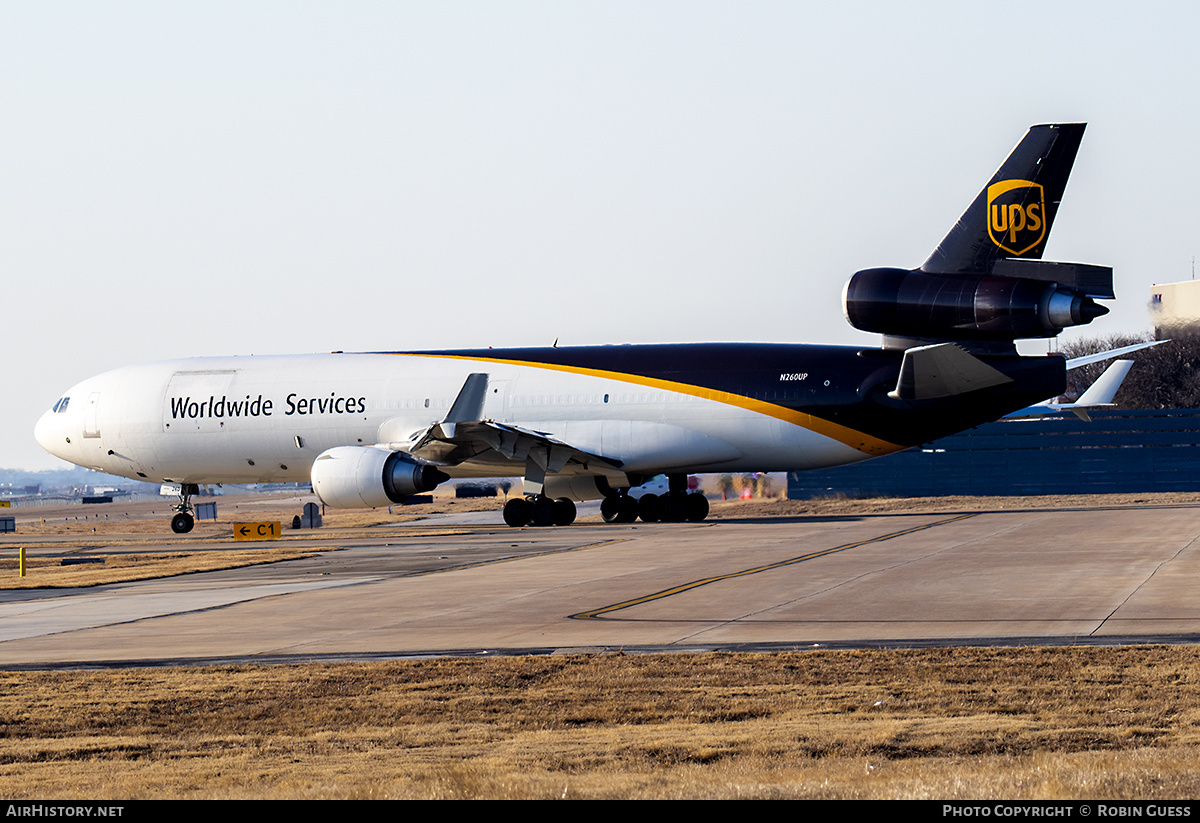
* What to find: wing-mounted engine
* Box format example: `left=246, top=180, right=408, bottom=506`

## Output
left=842, top=123, right=1112, bottom=347
left=311, top=446, right=449, bottom=508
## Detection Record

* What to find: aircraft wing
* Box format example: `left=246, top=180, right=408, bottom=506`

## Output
left=407, top=419, right=623, bottom=473
left=392, top=373, right=624, bottom=474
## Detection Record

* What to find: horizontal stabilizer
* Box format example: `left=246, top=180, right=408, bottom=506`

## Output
left=991, top=259, right=1114, bottom=299
left=889, top=343, right=1013, bottom=402
left=1066, top=339, right=1167, bottom=370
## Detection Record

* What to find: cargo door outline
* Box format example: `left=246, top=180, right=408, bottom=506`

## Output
left=163, top=371, right=239, bottom=433
left=83, top=392, right=101, bottom=438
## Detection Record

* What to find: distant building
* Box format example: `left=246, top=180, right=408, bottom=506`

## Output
left=1150, top=279, right=1200, bottom=337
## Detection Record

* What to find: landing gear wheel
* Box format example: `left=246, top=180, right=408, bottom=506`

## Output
left=170, top=512, right=194, bottom=534
left=600, top=495, right=622, bottom=523
left=685, top=493, right=709, bottom=522
left=169, top=483, right=199, bottom=534
left=529, top=496, right=554, bottom=527
left=503, top=497, right=531, bottom=527
left=662, top=492, right=688, bottom=523
left=638, top=493, right=661, bottom=523
left=601, top=494, right=639, bottom=523
left=551, top=498, right=576, bottom=526
left=617, top=494, right=639, bottom=523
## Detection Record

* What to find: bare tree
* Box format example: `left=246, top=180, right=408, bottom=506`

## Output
left=1058, top=331, right=1200, bottom=408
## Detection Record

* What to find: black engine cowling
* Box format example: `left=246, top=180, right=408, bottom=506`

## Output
left=843, top=267, right=1107, bottom=341
left=311, top=446, right=449, bottom=508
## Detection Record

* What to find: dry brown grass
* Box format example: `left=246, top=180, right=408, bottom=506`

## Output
left=2, top=647, right=1200, bottom=799
left=9, top=490, right=506, bottom=537
left=0, top=491, right=504, bottom=590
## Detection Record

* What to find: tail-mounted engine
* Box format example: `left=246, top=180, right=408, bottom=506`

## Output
left=844, top=123, right=1113, bottom=345
left=311, top=446, right=449, bottom=509
left=843, top=260, right=1112, bottom=342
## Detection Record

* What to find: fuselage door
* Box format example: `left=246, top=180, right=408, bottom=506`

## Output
left=483, top=379, right=510, bottom=422
left=83, top=392, right=101, bottom=438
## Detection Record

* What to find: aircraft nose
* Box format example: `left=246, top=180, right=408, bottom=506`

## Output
left=34, top=404, right=70, bottom=460
left=34, top=409, right=56, bottom=453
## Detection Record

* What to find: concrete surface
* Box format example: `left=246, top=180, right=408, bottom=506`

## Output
left=2, top=502, right=1198, bottom=666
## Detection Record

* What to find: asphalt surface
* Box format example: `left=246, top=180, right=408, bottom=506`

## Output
left=2, top=501, right=1200, bottom=667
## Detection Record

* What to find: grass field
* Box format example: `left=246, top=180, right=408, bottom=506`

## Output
left=3, top=647, right=1200, bottom=799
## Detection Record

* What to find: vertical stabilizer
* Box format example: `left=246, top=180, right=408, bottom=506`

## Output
left=922, top=123, right=1086, bottom=275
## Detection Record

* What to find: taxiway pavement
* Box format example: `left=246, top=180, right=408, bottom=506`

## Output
left=2, top=502, right=1199, bottom=666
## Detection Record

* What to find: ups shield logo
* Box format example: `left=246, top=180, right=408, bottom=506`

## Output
left=987, top=179, right=1045, bottom=256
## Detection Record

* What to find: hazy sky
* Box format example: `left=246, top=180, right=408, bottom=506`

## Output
left=5, top=1, right=1198, bottom=470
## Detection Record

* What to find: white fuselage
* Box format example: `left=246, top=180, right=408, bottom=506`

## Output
left=34, top=352, right=875, bottom=487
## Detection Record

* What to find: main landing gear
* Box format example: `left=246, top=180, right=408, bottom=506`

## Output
left=503, top=455, right=578, bottom=527
left=500, top=473, right=710, bottom=527
left=170, top=483, right=200, bottom=534
left=601, top=473, right=708, bottom=524
left=601, top=489, right=709, bottom=523
left=503, top=496, right=577, bottom=528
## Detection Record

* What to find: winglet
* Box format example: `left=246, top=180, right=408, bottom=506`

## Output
left=1005, top=358, right=1136, bottom=420
left=440, top=373, right=490, bottom=438
left=1075, top=360, right=1133, bottom=406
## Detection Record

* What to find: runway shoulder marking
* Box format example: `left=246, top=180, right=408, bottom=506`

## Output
left=570, top=514, right=978, bottom=620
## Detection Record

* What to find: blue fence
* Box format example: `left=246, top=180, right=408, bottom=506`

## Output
left=787, top=408, right=1200, bottom=498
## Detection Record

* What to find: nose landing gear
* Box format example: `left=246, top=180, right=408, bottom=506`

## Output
left=169, top=483, right=200, bottom=534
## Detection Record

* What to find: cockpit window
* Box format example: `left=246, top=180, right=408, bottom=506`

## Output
left=52, top=397, right=70, bottom=413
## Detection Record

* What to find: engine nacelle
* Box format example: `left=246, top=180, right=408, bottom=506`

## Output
left=843, top=267, right=1107, bottom=341
left=310, top=446, right=450, bottom=509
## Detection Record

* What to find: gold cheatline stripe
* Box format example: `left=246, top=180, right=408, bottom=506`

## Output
left=399, top=352, right=901, bottom=457
left=569, top=513, right=978, bottom=620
